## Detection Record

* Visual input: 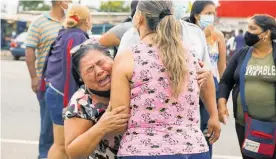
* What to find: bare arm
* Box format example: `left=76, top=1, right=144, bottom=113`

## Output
left=25, top=47, right=37, bottom=78
left=200, top=74, right=221, bottom=143
left=65, top=118, right=104, bottom=159
left=110, top=50, right=134, bottom=134
left=200, top=74, right=217, bottom=119
left=65, top=106, right=129, bottom=159
left=25, top=47, right=40, bottom=93
left=99, top=33, right=120, bottom=47
left=216, top=31, right=227, bottom=79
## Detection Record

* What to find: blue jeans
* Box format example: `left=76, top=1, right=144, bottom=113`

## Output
left=118, top=152, right=210, bottom=159
left=199, top=76, right=219, bottom=158
left=37, top=93, right=54, bottom=159
left=45, top=86, right=64, bottom=125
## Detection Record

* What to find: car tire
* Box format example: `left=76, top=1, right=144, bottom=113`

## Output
left=13, top=56, right=20, bottom=60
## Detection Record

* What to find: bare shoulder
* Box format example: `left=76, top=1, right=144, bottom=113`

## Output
left=214, top=29, right=225, bottom=40
left=113, top=48, right=134, bottom=79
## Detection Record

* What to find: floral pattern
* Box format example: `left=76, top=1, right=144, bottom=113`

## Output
left=117, top=42, right=209, bottom=156
left=63, top=86, right=121, bottom=159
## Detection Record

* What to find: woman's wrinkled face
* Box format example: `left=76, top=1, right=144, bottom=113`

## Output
left=79, top=50, right=113, bottom=91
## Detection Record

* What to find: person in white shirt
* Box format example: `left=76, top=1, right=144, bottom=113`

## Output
left=118, top=2, right=213, bottom=87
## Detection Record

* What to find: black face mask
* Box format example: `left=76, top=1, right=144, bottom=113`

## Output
left=244, top=31, right=262, bottom=46
left=87, top=88, right=110, bottom=98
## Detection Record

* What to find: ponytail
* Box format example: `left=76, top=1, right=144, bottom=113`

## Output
left=154, top=15, right=188, bottom=97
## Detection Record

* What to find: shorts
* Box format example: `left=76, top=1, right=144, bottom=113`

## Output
left=45, top=86, right=64, bottom=126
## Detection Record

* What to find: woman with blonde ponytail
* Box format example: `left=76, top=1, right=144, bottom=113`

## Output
left=110, top=1, right=220, bottom=159
left=43, top=4, right=93, bottom=159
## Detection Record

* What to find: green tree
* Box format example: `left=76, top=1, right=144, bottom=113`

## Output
left=18, top=1, right=50, bottom=12
left=100, top=1, right=130, bottom=12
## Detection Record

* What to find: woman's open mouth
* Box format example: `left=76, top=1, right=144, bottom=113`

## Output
left=99, top=75, right=111, bottom=86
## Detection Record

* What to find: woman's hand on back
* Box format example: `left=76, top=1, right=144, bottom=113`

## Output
left=197, top=61, right=212, bottom=88
left=97, top=104, right=130, bottom=134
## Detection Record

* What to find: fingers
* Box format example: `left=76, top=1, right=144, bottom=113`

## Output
left=114, top=113, right=130, bottom=119
left=114, top=123, right=128, bottom=130
left=198, top=79, right=205, bottom=88
left=207, top=126, right=213, bottom=138
left=226, top=108, right=230, bottom=117
left=218, top=113, right=225, bottom=124
left=209, top=127, right=221, bottom=144
left=111, top=106, right=127, bottom=115
left=115, top=118, right=129, bottom=125
left=32, top=86, right=38, bottom=93
left=198, top=61, right=204, bottom=68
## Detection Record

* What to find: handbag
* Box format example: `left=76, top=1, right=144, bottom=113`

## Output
left=240, top=47, right=276, bottom=159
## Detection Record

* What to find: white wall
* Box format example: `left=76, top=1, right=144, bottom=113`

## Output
left=216, top=17, right=249, bottom=33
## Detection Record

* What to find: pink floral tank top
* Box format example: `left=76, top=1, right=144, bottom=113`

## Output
left=117, top=42, right=209, bottom=156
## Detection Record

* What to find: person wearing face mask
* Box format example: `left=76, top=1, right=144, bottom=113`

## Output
left=187, top=1, right=227, bottom=157
left=43, top=4, right=92, bottom=159
left=25, top=0, right=71, bottom=158
left=117, top=1, right=213, bottom=89
left=218, top=14, right=276, bottom=159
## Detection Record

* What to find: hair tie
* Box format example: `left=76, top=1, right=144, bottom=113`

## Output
left=70, top=15, right=80, bottom=22
left=159, top=9, right=172, bottom=19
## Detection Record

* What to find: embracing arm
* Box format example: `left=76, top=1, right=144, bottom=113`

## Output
left=64, top=118, right=105, bottom=159
left=64, top=106, right=129, bottom=159
left=110, top=50, right=134, bottom=134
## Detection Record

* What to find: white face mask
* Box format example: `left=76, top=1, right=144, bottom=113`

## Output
left=61, top=3, right=73, bottom=15
left=173, top=1, right=188, bottom=20
left=199, top=15, right=215, bottom=29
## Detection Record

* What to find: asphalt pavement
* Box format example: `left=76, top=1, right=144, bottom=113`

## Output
left=1, top=53, right=242, bottom=159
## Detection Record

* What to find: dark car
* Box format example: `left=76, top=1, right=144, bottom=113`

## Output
left=92, top=24, right=114, bottom=35
left=10, top=32, right=27, bottom=60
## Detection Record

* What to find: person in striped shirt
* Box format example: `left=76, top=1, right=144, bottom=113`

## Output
left=25, top=1, right=71, bottom=159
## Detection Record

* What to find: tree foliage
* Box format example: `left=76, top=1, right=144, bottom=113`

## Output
left=100, top=1, right=130, bottom=12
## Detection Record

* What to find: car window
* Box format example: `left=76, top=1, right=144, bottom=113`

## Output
left=16, top=32, right=27, bottom=42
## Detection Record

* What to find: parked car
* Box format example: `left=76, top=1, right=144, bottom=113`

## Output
left=10, top=32, right=27, bottom=60
left=92, top=24, right=114, bottom=35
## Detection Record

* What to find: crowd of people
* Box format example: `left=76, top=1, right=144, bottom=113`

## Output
left=24, top=0, right=276, bottom=159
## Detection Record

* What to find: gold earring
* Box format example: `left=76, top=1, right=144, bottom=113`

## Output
left=264, top=36, right=268, bottom=42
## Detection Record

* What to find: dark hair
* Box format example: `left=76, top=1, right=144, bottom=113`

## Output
left=71, top=44, right=111, bottom=87
left=188, top=0, right=215, bottom=24
left=252, top=14, right=276, bottom=40
left=239, top=29, right=243, bottom=34
left=124, top=0, right=139, bottom=22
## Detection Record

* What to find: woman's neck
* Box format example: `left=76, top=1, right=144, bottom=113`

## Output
left=139, top=27, right=155, bottom=40
left=79, top=25, right=87, bottom=33
left=253, top=41, right=273, bottom=57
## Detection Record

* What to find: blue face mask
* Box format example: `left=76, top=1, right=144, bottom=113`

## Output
left=173, top=1, right=188, bottom=20
left=199, top=15, right=215, bottom=29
